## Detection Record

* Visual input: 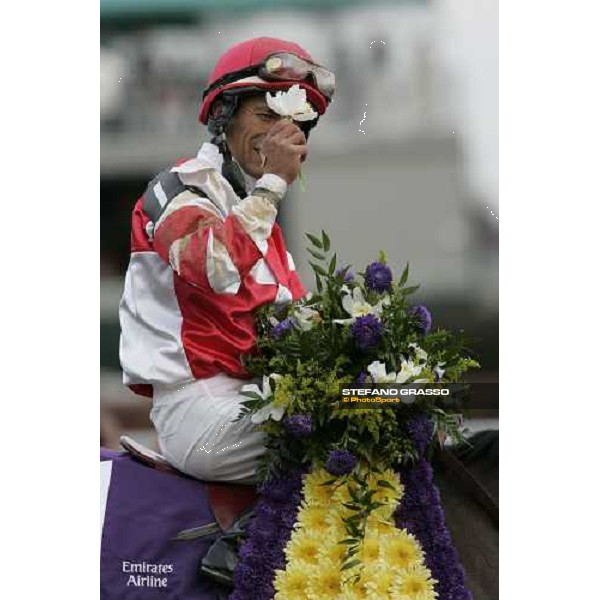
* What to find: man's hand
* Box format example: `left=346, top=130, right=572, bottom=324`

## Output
left=260, top=120, right=307, bottom=185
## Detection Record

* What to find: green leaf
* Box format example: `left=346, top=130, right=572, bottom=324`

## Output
left=328, top=253, right=337, bottom=275
left=310, top=263, right=328, bottom=277
left=306, top=233, right=323, bottom=248
left=345, top=514, right=362, bottom=524
left=345, top=520, right=360, bottom=537
left=399, top=263, right=409, bottom=286
left=378, top=250, right=387, bottom=264
left=307, top=248, right=326, bottom=261
left=361, top=490, right=376, bottom=506
left=403, top=285, right=420, bottom=295
left=240, top=391, right=263, bottom=401
left=377, top=479, right=398, bottom=490
left=322, top=230, right=331, bottom=252
left=342, top=559, right=361, bottom=571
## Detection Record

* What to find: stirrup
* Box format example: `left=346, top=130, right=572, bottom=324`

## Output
left=199, top=505, right=257, bottom=588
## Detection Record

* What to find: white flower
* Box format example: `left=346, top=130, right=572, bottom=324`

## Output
left=265, top=84, right=318, bottom=122
left=242, top=374, right=285, bottom=424
left=433, top=362, right=446, bottom=381
left=396, top=359, right=424, bottom=383
left=367, top=358, right=424, bottom=384
left=292, top=305, right=320, bottom=331
left=367, top=360, right=398, bottom=383
left=333, top=286, right=390, bottom=325
left=408, top=342, right=428, bottom=365
left=251, top=403, right=285, bottom=425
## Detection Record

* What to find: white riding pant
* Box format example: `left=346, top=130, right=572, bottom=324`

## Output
left=150, top=374, right=266, bottom=483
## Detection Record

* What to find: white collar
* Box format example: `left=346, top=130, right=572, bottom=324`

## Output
left=196, top=142, right=256, bottom=194
left=196, top=142, right=224, bottom=171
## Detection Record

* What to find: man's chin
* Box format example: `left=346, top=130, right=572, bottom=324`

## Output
left=232, top=152, right=263, bottom=179
left=243, top=161, right=264, bottom=180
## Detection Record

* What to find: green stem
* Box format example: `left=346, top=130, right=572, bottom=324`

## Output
left=298, top=169, right=307, bottom=192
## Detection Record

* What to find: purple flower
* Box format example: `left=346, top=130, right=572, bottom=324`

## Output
left=279, top=505, right=300, bottom=530
left=336, top=268, right=355, bottom=283
left=356, top=371, right=368, bottom=385
left=232, top=469, right=305, bottom=600
left=412, top=305, right=432, bottom=334
left=350, top=314, right=383, bottom=350
left=283, top=414, right=313, bottom=438
left=395, top=459, right=473, bottom=600
left=406, top=414, right=434, bottom=457
left=271, top=318, right=294, bottom=339
left=325, top=449, right=358, bottom=476
left=365, top=261, right=393, bottom=292
left=259, top=475, right=299, bottom=503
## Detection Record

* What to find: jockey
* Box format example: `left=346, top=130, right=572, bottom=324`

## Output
left=119, top=37, right=335, bottom=483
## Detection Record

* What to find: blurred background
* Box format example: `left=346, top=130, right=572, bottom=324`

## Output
left=100, top=0, right=498, bottom=450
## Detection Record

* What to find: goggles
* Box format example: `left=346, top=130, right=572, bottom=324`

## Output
left=203, top=52, right=336, bottom=101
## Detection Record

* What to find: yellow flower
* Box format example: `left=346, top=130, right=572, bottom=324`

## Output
left=317, top=533, right=347, bottom=564
left=324, top=512, right=347, bottom=535
left=366, top=515, right=397, bottom=536
left=371, top=501, right=398, bottom=522
left=303, top=468, right=336, bottom=506
left=381, top=530, right=424, bottom=570
left=366, top=470, right=404, bottom=506
left=332, top=480, right=355, bottom=504
left=295, top=504, right=331, bottom=534
left=365, top=564, right=400, bottom=598
left=284, top=531, right=322, bottom=566
left=306, top=559, right=342, bottom=599
left=359, top=534, right=381, bottom=564
left=273, top=564, right=311, bottom=599
left=338, top=587, right=370, bottom=600
left=390, top=564, right=438, bottom=600
left=340, top=572, right=370, bottom=599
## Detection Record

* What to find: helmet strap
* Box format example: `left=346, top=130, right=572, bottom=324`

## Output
left=213, top=133, right=249, bottom=200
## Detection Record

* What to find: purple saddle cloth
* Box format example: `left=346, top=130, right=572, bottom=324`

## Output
left=100, top=448, right=229, bottom=599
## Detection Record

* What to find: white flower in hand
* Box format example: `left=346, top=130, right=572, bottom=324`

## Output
left=333, top=286, right=390, bottom=325
left=264, top=84, right=317, bottom=191
left=265, top=84, right=318, bottom=122
left=242, top=374, right=285, bottom=424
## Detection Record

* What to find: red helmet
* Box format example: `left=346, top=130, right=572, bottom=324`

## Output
left=199, top=37, right=331, bottom=126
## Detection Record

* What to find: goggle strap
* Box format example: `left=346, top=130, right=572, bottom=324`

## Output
left=202, top=65, right=260, bottom=100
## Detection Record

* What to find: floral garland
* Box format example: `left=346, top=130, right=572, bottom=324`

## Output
left=229, top=232, right=478, bottom=599
left=231, top=419, right=471, bottom=600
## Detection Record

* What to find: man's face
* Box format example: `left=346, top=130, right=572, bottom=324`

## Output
left=224, top=95, right=284, bottom=179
